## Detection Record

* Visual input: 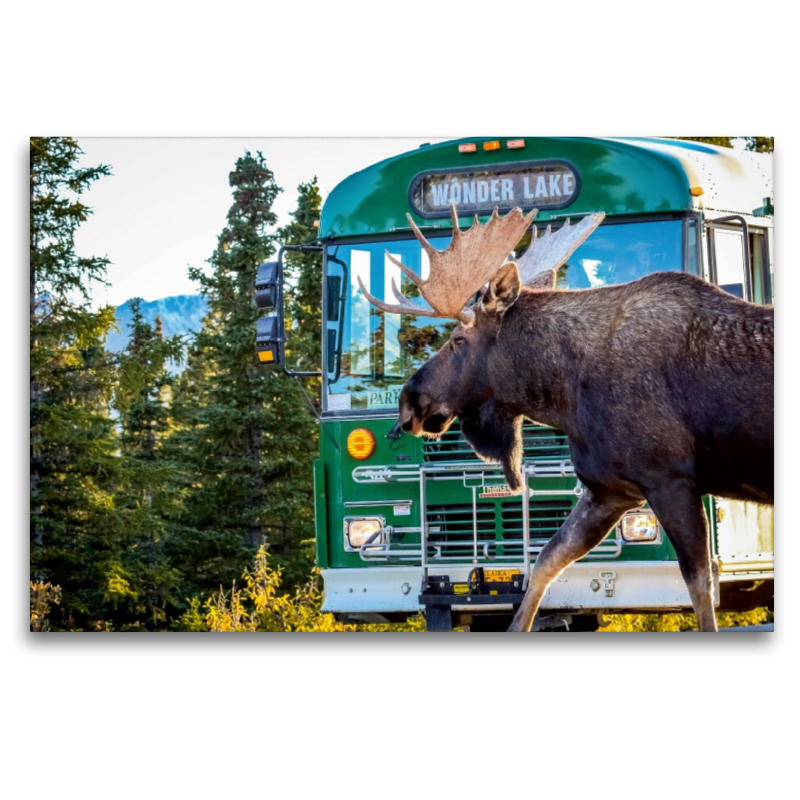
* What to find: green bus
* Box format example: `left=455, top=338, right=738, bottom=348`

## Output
left=256, top=137, right=774, bottom=631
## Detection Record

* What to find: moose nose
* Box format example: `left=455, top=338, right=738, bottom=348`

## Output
left=399, top=405, right=415, bottom=432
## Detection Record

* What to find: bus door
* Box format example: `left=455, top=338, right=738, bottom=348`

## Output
left=708, top=218, right=772, bottom=305
left=706, top=218, right=774, bottom=581
left=707, top=217, right=752, bottom=300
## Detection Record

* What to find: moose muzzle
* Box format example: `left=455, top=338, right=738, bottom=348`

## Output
left=398, top=383, right=454, bottom=437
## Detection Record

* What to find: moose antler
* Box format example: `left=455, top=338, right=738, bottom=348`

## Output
left=516, top=212, right=605, bottom=287
left=358, top=205, right=537, bottom=326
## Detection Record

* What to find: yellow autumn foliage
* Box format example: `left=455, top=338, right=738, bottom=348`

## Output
left=179, top=547, right=771, bottom=633
left=179, top=546, right=425, bottom=632
left=598, top=607, right=773, bottom=632
left=30, top=581, right=62, bottom=632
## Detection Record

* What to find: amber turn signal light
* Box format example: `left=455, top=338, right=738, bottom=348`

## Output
left=482, top=140, right=501, bottom=151
left=347, top=428, right=376, bottom=460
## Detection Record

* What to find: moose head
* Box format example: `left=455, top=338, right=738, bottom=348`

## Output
left=358, top=204, right=604, bottom=491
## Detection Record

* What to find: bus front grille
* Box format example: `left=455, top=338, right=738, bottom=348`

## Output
left=426, top=503, right=496, bottom=559
left=422, top=421, right=571, bottom=464
left=500, top=499, right=574, bottom=539
left=424, top=497, right=575, bottom=561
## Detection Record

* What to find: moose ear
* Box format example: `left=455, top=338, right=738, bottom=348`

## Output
left=482, top=262, right=521, bottom=318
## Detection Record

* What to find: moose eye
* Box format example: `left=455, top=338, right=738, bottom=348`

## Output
left=452, top=336, right=466, bottom=350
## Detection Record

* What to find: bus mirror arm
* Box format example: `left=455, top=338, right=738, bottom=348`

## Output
left=326, top=254, right=348, bottom=384
left=262, top=244, right=325, bottom=379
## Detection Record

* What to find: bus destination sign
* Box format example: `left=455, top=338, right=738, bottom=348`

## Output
left=409, top=160, right=580, bottom=220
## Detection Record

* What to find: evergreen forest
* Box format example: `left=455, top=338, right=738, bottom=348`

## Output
left=29, top=137, right=364, bottom=631
left=29, top=136, right=773, bottom=633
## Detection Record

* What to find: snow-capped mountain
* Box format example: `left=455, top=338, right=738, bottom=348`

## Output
left=106, top=295, right=209, bottom=366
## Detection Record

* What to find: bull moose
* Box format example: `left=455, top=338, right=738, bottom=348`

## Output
left=359, top=205, right=774, bottom=633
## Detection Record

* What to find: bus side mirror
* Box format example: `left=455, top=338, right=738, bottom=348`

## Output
left=256, top=261, right=280, bottom=310
left=256, top=314, right=282, bottom=365
left=254, top=246, right=323, bottom=377
left=256, top=261, right=284, bottom=367
left=326, top=274, right=342, bottom=322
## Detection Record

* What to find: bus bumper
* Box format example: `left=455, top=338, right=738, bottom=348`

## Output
left=321, top=561, right=713, bottom=615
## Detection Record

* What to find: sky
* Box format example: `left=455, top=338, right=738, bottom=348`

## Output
left=74, top=137, right=449, bottom=308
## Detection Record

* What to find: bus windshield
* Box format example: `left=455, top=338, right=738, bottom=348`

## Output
left=325, top=218, right=687, bottom=411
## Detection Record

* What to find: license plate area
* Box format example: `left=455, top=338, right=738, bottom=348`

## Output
left=485, top=569, right=520, bottom=583
left=422, top=568, right=524, bottom=600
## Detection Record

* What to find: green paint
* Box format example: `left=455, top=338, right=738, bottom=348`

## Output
left=313, top=458, right=329, bottom=568
left=320, top=137, right=699, bottom=239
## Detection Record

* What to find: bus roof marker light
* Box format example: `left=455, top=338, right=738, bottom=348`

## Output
left=507, top=139, right=526, bottom=149
left=690, top=187, right=704, bottom=196
left=483, top=140, right=501, bottom=151
left=458, top=143, right=477, bottom=153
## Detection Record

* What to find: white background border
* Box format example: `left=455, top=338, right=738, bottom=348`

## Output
left=6, top=2, right=794, bottom=798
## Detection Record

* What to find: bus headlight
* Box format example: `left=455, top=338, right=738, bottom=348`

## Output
left=620, top=512, right=660, bottom=543
left=344, top=517, right=385, bottom=550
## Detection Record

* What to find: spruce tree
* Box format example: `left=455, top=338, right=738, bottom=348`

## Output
left=111, top=300, right=187, bottom=628
left=746, top=137, right=773, bottom=153
left=172, top=152, right=316, bottom=595
left=30, top=137, right=123, bottom=629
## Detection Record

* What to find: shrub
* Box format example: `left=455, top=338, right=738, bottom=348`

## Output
left=30, top=581, right=62, bottom=632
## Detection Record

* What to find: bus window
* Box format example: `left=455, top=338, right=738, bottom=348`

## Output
left=326, top=236, right=455, bottom=411
left=686, top=218, right=700, bottom=276
left=710, top=228, right=749, bottom=300
left=547, top=218, right=683, bottom=289
left=750, top=229, right=771, bottom=305
left=324, top=220, right=691, bottom=410
left=325, top=219, right=689, bottom=411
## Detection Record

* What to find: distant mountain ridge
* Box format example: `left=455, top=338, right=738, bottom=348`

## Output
left=106, top=295, right=209, bottom=363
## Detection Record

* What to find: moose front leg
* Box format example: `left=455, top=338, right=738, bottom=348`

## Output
left=508, top=490, right=636, bottom=632
left=644, top=482, right=718, bottom=632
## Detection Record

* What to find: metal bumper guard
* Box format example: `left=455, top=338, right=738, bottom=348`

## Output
left=320, top=562, right=698, bottom=614
left=327, top=460, right=704, bottom=619
left=352, top=461, right=620, bottom=574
